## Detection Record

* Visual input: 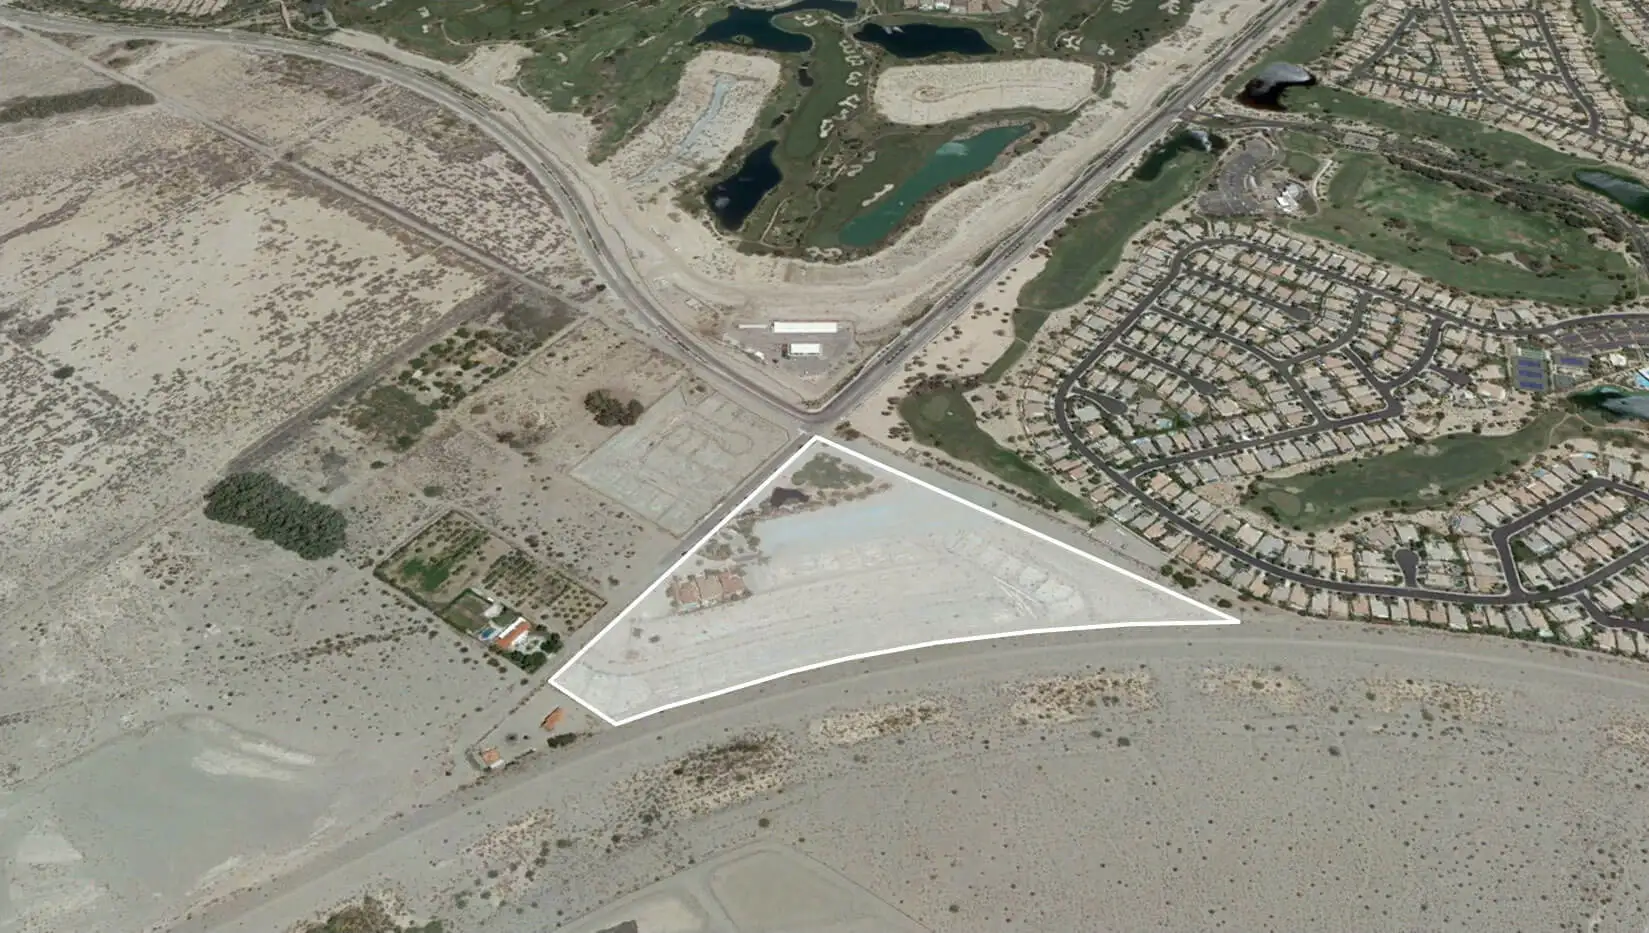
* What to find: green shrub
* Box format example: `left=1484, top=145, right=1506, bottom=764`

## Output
left=204, top=472, right=346, bottom=560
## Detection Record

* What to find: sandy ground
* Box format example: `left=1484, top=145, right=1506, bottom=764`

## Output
left=457, top=42, right=531, bottom=87
left=873, top=59, right=1096, bottom=125
left=606, top=50, right=780, bottom=202
left=323, top=0, right=1274, bottom=400
left=0, top=25, right=112, bottom=96
left=847, top=251, right=1050, bottom=455
left=174, top=612, right=1649, bottom=933
left=0, top=34, right=763, bottom=933
left=558, top=439, right=1221, bottom=723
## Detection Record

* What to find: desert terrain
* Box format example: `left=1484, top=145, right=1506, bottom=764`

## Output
left=557, top=438, right=1226, bottom=724
left=0, top=27, right=787, bottom=933
left=168, top=614, right=1649, bottom=933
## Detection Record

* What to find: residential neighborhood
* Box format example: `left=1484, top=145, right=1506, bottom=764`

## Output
left=1007, top=218, right=1649, bottom=650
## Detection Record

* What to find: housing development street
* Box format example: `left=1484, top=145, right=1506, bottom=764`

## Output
left=17, top=0, right=1649, bottom=929
left=1028, top=220, right=1649, bottom=635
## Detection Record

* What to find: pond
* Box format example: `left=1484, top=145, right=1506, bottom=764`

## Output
left=1133, top=128, right=1228, bottom=181
left=705, top=140, right=782, bottom=230
left=853, top=21, right=996, bottom=58
left=1576, top=168, right=1649, bottom=219
left=693, top=0, right=858, bottom=52
left=1571, top=386, right=1649, bottom=420
left=1237, top=61, right=1316, bottom=111
left=836, top=123, right=1029, bottom=247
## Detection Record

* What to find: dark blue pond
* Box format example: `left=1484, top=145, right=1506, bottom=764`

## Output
left=1576, top=169, right=1649, bottom=219
left=853, top=21, right=995, bottom=58
left=705, top=140, right=782, bottom=230
left=1133, top=129, right=1228, bottom=181
left=693, top=0, right=859, bottom=52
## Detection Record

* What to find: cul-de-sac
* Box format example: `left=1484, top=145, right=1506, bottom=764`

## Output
left=10, top=0, right=1649, bottom=929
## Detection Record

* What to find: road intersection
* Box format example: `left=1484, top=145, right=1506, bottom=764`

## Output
left=1045, top=229, right=1649, bottom=623
left=0, top=0, right=1313, bottom=430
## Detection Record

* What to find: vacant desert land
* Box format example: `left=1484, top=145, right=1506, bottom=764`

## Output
left=555, top=439, right=1224, bottom=724
left=183, top=615, right=1649, bottom=933
left=0, top=30, right=763, bottom=933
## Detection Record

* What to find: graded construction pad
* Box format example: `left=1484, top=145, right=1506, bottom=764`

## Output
left=552, top=437, right=1235, bottom=724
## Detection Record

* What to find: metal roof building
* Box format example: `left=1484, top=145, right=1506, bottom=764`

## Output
left=771, top=321, right=839, bottom=335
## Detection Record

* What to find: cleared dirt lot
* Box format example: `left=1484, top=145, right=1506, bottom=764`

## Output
left=178, top=614, right=1649, bottom=933
left=873, top=59, right=1097, bottom=125
left=555, top=438, right=1224, bottom=724
left=606, top=50, right=780, bottom=202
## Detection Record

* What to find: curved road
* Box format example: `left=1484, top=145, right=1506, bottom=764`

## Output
left=175, top=613, right=1649, bottom=933
left=0, top=1, right=1309, bottom=427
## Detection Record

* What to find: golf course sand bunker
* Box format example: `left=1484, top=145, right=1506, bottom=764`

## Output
left=553, top=437, right=1231, bottom=724
left=873, top=60, right=1096, bottom=125
left=0, top=717, right=333, bottom=933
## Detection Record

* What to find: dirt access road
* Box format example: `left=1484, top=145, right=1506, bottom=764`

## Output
left=0, top=0, right=1309, bottom=418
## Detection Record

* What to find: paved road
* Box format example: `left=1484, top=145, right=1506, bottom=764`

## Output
left=176, top=612, right=1649, bottom=933
left=1051, top=235, right=1649, bottom=607
left=0, top=0, right=1311, bottom=429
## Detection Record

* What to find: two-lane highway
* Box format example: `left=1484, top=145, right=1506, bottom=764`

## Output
left=0, top=1, right=1310, bottom=428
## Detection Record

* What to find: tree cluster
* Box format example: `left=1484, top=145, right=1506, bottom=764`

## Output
left=583, top=389, right=643, bottom=427
left=204, top=472, right=347, bottom=560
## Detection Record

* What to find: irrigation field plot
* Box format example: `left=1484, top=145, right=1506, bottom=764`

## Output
left=377, top=510, right=605, bottom=670
left=553, top=437, right=1233, bottom=724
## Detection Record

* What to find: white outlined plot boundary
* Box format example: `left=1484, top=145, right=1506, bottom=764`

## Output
left=549, top=435, right=1239, bottom=726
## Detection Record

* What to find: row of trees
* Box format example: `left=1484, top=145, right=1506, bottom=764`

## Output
left=204, top=472, right=347, bottom=560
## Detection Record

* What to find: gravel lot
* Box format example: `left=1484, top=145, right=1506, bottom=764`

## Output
left=556, top=440, right=1223, bottom=724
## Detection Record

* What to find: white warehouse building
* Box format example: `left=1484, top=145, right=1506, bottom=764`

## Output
left=771, top=321, right=839, bottom=335
left=784, top=342, right=824, bottom=358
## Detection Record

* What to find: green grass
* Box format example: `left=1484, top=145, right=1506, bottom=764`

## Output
left=400, top=556, right=452, bottom=594
left=1283, top=149, right=1322, bottom=178
left=1037, top=0, right=1194, bottom=64
left=1293, top=152, right=1639, bottom=306
left=1228, top=0, right=1368, bottom=92
left=349, top=385, right=437, bottom=450
left=398, top=529, right=485, bottom=595
left=1574, top=0, right=1649, bottom=118
left=1245, top=412, right=1583, bottom=529
left=1017, top=139, right=1216, bottom=312
left=898, top=387, right=1097, bottom=520
left=1288, top=87, right=1609, bottom=179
